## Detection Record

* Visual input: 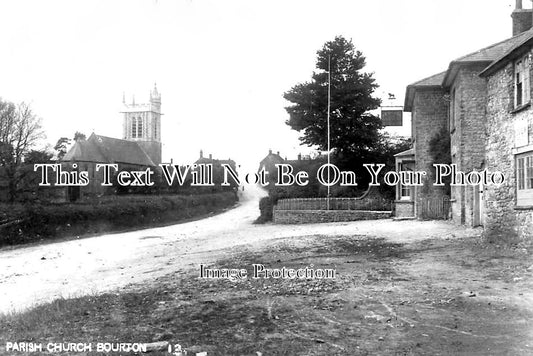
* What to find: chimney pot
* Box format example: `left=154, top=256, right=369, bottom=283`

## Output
left=209, top=154, right=212, bottom=160
left=517, top=0, right=523, bottom=9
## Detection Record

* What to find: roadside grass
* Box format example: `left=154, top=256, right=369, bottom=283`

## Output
left=1, top=235, right=533, bottom=355
left=0, top=192, right=237, bottom=248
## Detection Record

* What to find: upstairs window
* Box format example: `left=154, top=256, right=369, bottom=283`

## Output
left=515, top=54, right=531, bottom=108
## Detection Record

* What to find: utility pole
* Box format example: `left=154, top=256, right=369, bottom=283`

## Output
left=327, top=54, right=331, bottom=210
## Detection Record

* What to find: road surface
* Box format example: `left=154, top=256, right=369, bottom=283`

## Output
left=0, top=185, right=475, bottom=314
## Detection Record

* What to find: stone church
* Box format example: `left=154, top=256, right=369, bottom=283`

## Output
left=62, top=85, right=163, bottom=200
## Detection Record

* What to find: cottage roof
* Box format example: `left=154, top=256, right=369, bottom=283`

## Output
left=394, top=148, right=414, bottom=157
left=63, top=133, right=155, bottom=166
left=195, top=156, right=236, bottom=167
left=404, top=71, right=447, bottom=112
left=443, top=29, right=533, bottom=86
left=480, top=29, right=533, bottom=77
left=259, top=151, right=284, bottom=166
left=405, top=29, right=533, bottom=110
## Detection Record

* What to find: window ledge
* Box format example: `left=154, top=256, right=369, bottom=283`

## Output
left=514, top=205, right=533, bottom=211
left=511, top=102, right=531, bottom=114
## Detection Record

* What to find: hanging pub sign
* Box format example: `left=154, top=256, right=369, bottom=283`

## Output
left=381, top=107, right=403, bottom=126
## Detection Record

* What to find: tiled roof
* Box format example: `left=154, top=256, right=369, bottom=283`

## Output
left=405, top=29, right=533, bottom=110
left=394, top=148, right=414, bottom=157
left=404, top=71, right=447, bottom=112
left=451, top=29, right=532, bottom=63
left=407, top=72, right=447, bottom=88
left=481, top=29, right=533, bottom=76
left=63, top=138, right=107, bottom=163
left=63, top=133, right=155, bottom=166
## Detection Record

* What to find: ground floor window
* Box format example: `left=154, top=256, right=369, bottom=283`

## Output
left=516, top=151, right=533, bottom=206
left=399, top=162, right=414, bottom=201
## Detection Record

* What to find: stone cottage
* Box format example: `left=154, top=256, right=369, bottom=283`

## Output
left=403, top=1, right=533, bottom=241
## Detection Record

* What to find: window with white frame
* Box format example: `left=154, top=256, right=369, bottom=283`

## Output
left=399, top=162, right=414, bottom=200
left=515, top=54, right=531, bottom=108
left=516, top=151, right=533, bottom=206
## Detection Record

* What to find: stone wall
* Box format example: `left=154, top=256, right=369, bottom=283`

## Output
left=275, top=197, right=392, bottom=211
left=484, top=58, right=533, bottom=242
left=412, top=88, right=449, bottom=218
left=273, top=210, right=391, bottom=224
left=395, top=200, right=415, bottom=218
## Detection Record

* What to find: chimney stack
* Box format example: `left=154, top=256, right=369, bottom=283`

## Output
left=512, top=0, right=533, bottom=36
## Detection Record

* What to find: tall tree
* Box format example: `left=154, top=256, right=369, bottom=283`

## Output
left=73, top=131, right=86, bottom=141
left=24, top=149, right=53, bottom=164
left=284, top=36, right=382, bottom=166
left=0, top=99, right=45, bottom=202
left=54, top=137, right=71, bottom=160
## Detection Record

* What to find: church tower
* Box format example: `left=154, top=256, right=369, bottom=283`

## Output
left=121, top=84, right=162, bottom=165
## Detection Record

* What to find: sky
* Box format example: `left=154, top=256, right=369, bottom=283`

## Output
left=0, top=0, right=521, bottom=170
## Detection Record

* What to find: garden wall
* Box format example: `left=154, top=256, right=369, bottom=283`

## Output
left=273, top=209, right=391, bottom=224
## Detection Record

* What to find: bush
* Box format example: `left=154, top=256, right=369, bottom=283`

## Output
left=0, top=192, right=237, bottom=247
left=255, top=196, right=274, bottom=224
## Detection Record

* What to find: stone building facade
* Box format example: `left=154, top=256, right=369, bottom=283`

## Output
left=404, top=73, right=449, bottom=219
left=403, top=1, right=533, bottom=241
left=480, top=36, right=533, bottom=241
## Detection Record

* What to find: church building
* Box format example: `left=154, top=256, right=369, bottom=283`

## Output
left=62, top=85, right=163, bottom=200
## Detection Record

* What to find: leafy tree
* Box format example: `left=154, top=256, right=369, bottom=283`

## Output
left=24, top=149, right=53, bottom=164
left=73, top=131, right=86, bottom=141
left=0, top=99, right=45, bottom=202
left=284, top=36, right=382, bottom=164
left=54, top=137, right=71, bottom=160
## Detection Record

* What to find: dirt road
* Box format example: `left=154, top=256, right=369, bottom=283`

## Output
left=0, top=185, right=481, bottom=314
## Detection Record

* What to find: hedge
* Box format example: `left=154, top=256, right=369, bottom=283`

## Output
left=0, top=192, right=237, bottom=247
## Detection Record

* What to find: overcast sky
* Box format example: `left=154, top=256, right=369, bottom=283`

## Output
left=0, top=0, right=520, bottom=169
